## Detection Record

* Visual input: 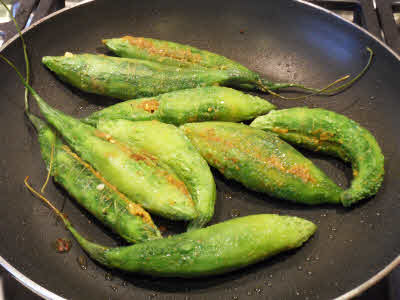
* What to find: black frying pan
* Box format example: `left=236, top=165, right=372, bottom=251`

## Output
left=0, top=0, right=399, bottom=299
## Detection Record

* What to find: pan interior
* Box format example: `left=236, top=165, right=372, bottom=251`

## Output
left=0, top=0, right=399, bottom=299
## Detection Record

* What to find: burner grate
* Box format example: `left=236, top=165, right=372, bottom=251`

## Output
left=307, top=0, right=400, bottom=53
left=0, top=0, right=64, bottom=46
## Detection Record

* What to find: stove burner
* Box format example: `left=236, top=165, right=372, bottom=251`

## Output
left=307, top=0, right=400, bottom=53
left=0, top=0, right=63, bottom=46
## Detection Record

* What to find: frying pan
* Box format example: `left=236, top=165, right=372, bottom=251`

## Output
left=0, top=0, right=399, bottom=299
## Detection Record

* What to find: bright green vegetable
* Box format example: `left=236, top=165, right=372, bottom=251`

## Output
left=181, top=122, right=343, bottom=205
left=28, top=113, right=161, bottom=243
left=250, top=108, right=384, bottom=206
left=3, top=56, right=197, bottom=221
left=42, top=45, right=372, bottom=101
left=0, top=0, right=161, bottom=243
left=103, top=36, right=374, bottom=98
left=42, top=53, right=250, bottom=100
left=96, top=119, right=216, bottom=230
left=83, top=86, right=275, bottom=126
left=25, top=187, right=317, bottom=277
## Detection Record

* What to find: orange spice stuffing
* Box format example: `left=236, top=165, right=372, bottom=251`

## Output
left=272, top=127, right=289, bottom=134
left=122, top=36, right=202, bottom=64
left=136, top=99, right=159, bottom=113
left=166, top=174, right=191, bottom=198
left=312, top=129, right=334, bottom=141
left=61, top=145, right=156, bottom=228
left=94, top=130, right=158, bottom=166
left=265, top=155, right=316, bottom=184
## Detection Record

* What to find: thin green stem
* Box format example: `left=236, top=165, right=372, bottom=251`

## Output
left=260, top=75, right=350, bottom=101
left=0, top=0, right=30, bottom=113
left=24, top=176, right=70, bottom=227
left=259, top=47, right=374, bottom=100
left=322, top=47, right=374, bottom=94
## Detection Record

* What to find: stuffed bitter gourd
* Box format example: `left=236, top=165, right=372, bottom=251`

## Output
left=103, top=36, right=372, bottom=96
left=35, top=195, right=317, bottom=277
left=6, top=58, right=198, bottom=220
left=181, top=122, right=343, bottom=205
left=42, top=53, right=252, bottom=100
left=28, top=113, right=161, bottom=243
left=250, top=108, right=384, bottom=206
left=102, top=36, right=318, bottom=92
left=83, top=86, right=275, bottom=126
left=96, top=119, right=216, bottom=230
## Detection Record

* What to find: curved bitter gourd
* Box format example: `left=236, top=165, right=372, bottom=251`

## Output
left=250, top=107, right=384, bottom=206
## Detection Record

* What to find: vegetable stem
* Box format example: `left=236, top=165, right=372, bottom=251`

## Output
left=0, top=0, right=30, bottom=112
left=24, top=176, right=70, bottom=226
left=259, top=47, right=374, bottom=100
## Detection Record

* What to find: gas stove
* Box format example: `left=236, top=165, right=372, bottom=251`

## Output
left=0, top=1, right=398, bottom=299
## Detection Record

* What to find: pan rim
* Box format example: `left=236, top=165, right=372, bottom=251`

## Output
left=0, top=0, right=399, bottom=299
left=0, top=256, right=65, bottom=300
left=295, top=1, right=400, bottom=299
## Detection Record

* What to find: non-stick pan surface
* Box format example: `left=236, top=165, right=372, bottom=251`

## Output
left=0, top=0, right=399, bottom=299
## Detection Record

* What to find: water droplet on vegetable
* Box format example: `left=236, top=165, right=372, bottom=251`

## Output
left=181, top=243, right=193, bottom=252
